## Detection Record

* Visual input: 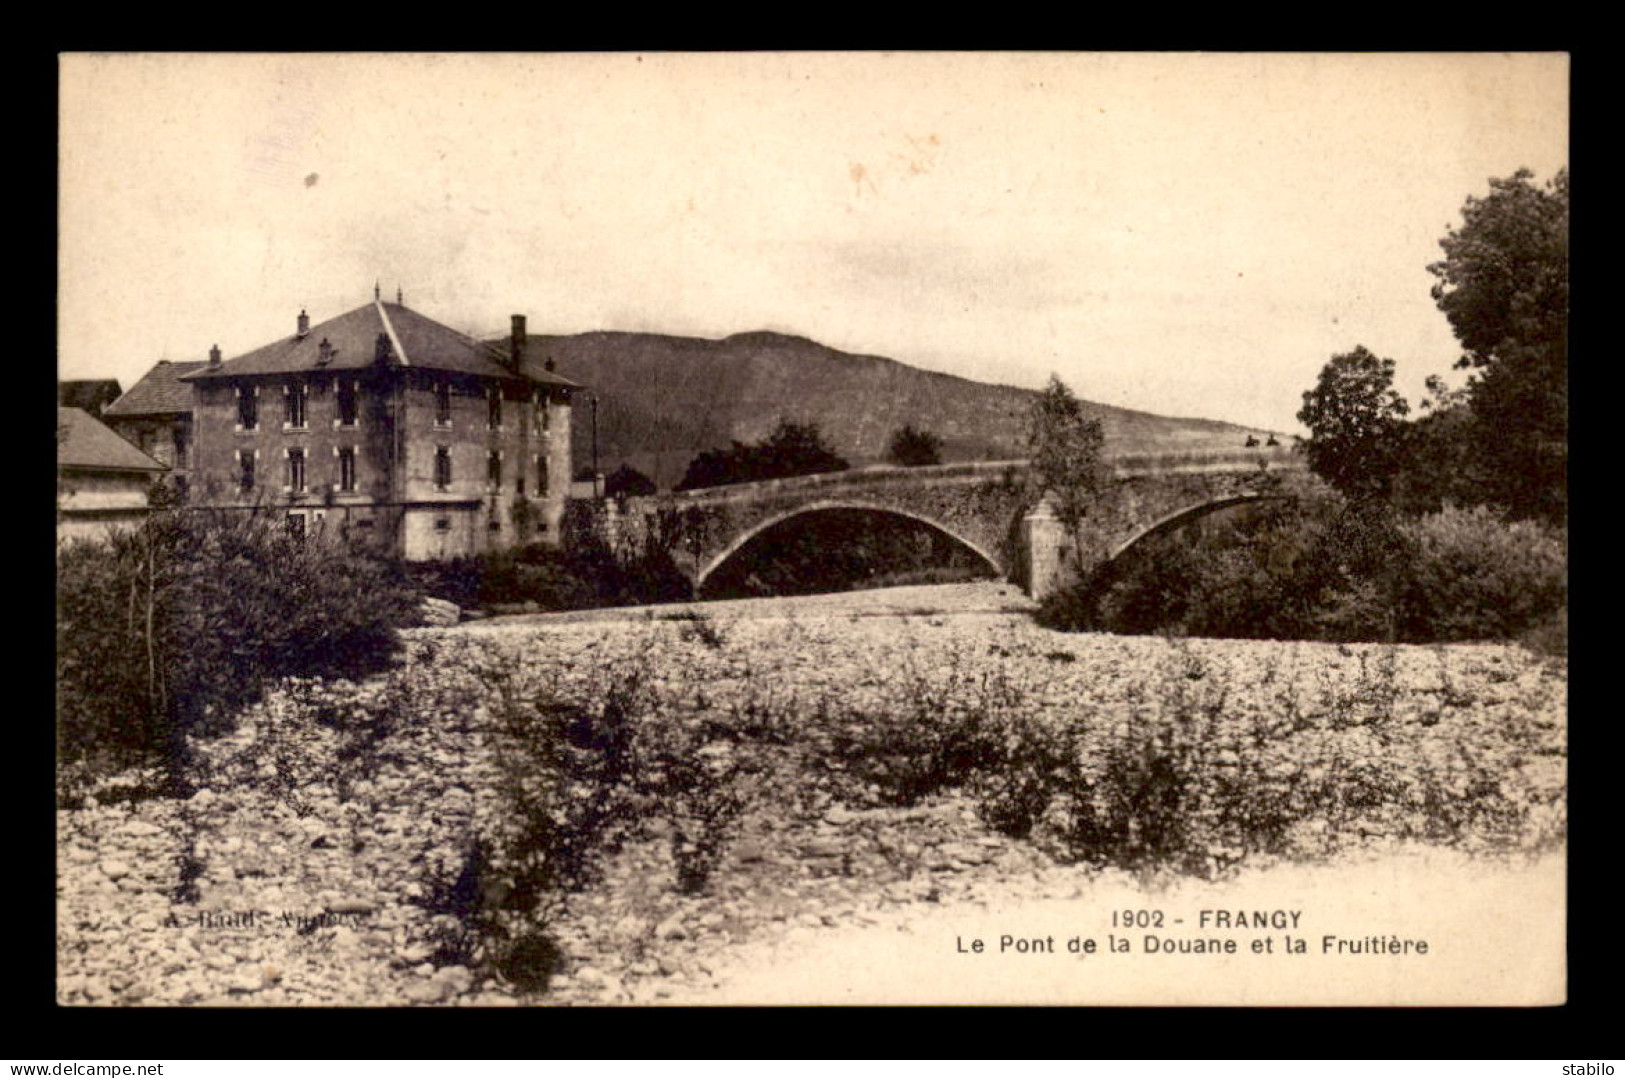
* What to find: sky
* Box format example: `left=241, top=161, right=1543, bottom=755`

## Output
left=58, top=52, right=1568, bottom=434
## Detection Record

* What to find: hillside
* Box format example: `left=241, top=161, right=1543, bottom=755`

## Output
left=505, top=330, right=1277, bottom=490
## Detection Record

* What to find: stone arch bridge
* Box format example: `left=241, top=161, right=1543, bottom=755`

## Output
left=571, top=447, right=1312, bottom=599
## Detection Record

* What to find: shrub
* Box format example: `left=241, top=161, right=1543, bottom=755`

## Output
left=56, top=511, right=416, bottom=794
left=887, top=424, right=943, bottom=467
left=1396, top=505, right=1567, bottom=642
left=407, top=539, right=691, bottom=613
left=829, top=657, right=1015, bottom=806
left=1039, top=498, right=1565, bottom=647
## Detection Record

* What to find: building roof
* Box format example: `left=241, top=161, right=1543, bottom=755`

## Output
left=181, top=300, right=580, bottom=387
left=58, top=380, right=123, bottom=416
left=103, top=360, right=208, bottom=417
left=57, top=407, right=167, bottom=473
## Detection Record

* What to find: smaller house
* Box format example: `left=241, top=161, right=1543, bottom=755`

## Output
left=58, top=379, right=123, bottom=419
left=103, top=360, right=206, bottom=497
left=57, top=406, right=167, bottom=544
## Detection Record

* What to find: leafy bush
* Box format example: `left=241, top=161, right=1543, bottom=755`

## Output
left=828, top=657, right=1016, bottom=806
left=1040, top=497, right=1565, bottom=648
left=676, top=418, right=848, bottom=491
left=887, top=424, right=943, bottom=467
left=56, top=511, right=416, bottom=796
left=1396, top=506, right=1567, bottom=643
left=407, top=538, right=690, bottom=613
left=967, top=642, right=1565, bottom=881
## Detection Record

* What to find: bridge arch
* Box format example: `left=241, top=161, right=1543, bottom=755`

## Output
left=1104, top=492, right=1296, bottom=566
left=693, top=499, right=1005, bottom=595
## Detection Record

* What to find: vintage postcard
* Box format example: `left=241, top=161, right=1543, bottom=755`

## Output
left=56, top=51, right=1568, bottom=1007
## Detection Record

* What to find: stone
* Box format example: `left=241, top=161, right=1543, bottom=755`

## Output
left=800, top=838, right=844, bottom=858
left=405, top=980, right=448, bottom=1004
left=732, top=842, right=768, bottom=864
left=227, top=969, right=265, bottom=993
left=98, top=860, right=132, bottom=881
left=654, top=916, right=687, bottom=941
left=327, top=899, right=377, bottom=915
left=121, top=821, right=164, bottom=838
left=433, top=965, right=474, bottom=997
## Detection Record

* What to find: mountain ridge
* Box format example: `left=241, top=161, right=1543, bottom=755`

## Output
left=499, top=330, right=1280, bottom=490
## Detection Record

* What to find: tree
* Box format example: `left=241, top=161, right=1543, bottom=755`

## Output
left=604, top=464, right=657, bottom=498
left=1297, top=346, right=1410, bottom=502
left=886, top=424, right=943, bottom=467
left=1427, top=167, right=1568, bottom=522
left=756, top=418, right=848, bottom=479
left=675, top=418, right=848, bottom=491
left=1028, top=375, right=1107, bottom=573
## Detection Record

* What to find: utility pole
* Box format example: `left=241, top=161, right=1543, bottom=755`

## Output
left=591, top=393, right=600, bottom=498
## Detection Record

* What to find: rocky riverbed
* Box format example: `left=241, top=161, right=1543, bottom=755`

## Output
left=56, top=583, right=1567, bottom=1007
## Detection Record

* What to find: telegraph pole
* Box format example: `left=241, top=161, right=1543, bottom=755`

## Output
left=591, top=393, right=600, bottom=498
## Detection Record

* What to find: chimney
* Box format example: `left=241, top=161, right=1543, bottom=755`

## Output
left=510, top=315, right=527, bottom=370
left=208, top=344, right=221, bottom=370
left=375, top=332, right=392, bottom=365
left=297, top=309, right=310, bottom=338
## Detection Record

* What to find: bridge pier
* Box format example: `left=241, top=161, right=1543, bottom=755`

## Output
left=1022, top=495, right=1070, bottom=602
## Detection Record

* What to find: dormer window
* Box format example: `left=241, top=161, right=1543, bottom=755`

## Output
left=284, top=381, right=308, bottom=430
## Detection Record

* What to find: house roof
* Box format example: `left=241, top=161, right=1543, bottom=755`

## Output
left=103, top=360, right=208, bottom=417
left=58, top=380, right=123, bottom=415
left=58, top=407, right=167, bottom=473
left=180, top=300, right=580, bottom=387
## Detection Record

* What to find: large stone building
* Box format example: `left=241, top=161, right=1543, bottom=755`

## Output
left=181, top=294, right=577, bottom=560
left=56, top=406, right=167, bottom=544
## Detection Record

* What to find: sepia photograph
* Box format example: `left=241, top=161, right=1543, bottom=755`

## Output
left=55, top=51, right=1568, bottom=1007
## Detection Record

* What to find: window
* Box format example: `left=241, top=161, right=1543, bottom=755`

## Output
left=538, top=391, right=551, bottom=431
left=487, top=450, right=502, bottom=490
left=285, top=382, right=308, bottom=429
left=287, top=447, right=307, bottom=493
left=435, top=517, right=451, bottom=532
left=172, top=428, right=188, bottom=469
left=338, top=446, right=357, bottom=493
left=237, top=386, right=258, bottom=430
left=488, top=386, right=502, bottom=430
left=435, top=446, right=452, bottom=491
left=337, top=381, right=359, bottom=427
left=435, top=381, right=452, bottom=426
left=287, top=513, right=307, bottom=540
left=537, top=454, right=549, bottom=496
left=238, top=450, right=255, bottom=493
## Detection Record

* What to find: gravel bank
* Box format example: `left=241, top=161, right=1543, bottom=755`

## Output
left=56, top=583, right=1566, bottom=1007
